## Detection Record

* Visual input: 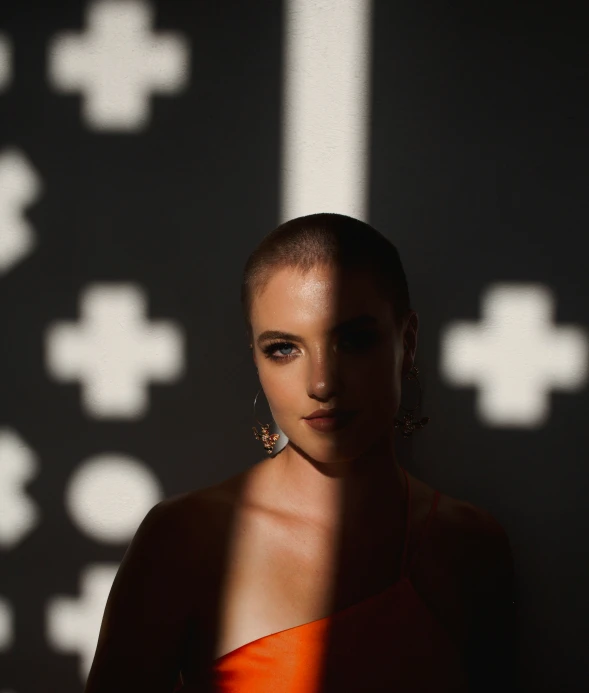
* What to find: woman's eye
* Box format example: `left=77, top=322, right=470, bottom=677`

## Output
left=262, top=332, right=377, bottom=361
left=263, top=341, right=296, bottom=360
left=341, top=332, right=377, bottom=350
left=275, top=342, right=295, bottom=358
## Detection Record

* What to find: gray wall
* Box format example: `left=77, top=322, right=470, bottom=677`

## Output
left=0, top=1, right=587, bottom=691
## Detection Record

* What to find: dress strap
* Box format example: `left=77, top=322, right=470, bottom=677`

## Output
left=399, top=468, right=441, bottom=580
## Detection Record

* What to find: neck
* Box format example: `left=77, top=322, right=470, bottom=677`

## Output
left=265, top=434, right=407, bottom=531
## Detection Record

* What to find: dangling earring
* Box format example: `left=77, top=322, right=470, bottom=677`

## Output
left=252, top=387, right=281, bottom=455
left=250, top=343, right=280, bottom=455
left=249, top=342, right=428, bottom=447
left=394, top=365, right=430, bottom=438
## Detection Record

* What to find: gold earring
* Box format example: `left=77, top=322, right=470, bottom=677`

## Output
left=394, top=365, right=430, bottom=437
left=250, top=341, right=428, bottom=446
left=252, top=387, right=280, bottom=455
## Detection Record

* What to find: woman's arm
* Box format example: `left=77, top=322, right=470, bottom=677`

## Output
left=83, top=498, right=199, bottom=693
left=464, top=517, right=518, bottom=693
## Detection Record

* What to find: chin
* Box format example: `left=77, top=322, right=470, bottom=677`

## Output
left=286, top=436, right=370, bottom=467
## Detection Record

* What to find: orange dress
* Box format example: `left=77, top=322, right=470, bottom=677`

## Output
left=177, top=467, right=469, bottom=692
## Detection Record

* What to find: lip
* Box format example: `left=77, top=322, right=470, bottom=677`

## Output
left=303, top=411, right=358, bottom=432
left=304, top=408, right=352, bottom=419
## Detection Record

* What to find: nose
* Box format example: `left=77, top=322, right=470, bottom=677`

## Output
left=305, top=347, right=343, bottom=401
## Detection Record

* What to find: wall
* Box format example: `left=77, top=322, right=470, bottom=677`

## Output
left=0, top=1, right=587, bottom=691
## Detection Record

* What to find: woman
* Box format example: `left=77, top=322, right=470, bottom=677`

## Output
left=84, top=213, right=517, bottom=692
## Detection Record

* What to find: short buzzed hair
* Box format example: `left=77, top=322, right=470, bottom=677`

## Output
left=240, top=213, right=412, bottom=345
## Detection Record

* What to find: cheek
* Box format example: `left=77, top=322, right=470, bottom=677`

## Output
left=356, top=355, right=403, bottom=415
left=258, top=344, right=403, bottom=415
left=258, top=371, right=299, bottom=418
left=364, top=373, right=400, bottom=410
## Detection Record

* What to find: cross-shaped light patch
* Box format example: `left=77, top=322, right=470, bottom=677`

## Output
left=48, top=0, right=190, bottom=131
left=0, top=32, right=12, bottom=91
left=0, top=427, right=40, bottom=549
left=46, top=564, right=119, bottom=682
left=45, top=283, right=185, bottom=419
left=0, top=148, right=43, bottom=276
left=440, top=283, right=588, bottom=427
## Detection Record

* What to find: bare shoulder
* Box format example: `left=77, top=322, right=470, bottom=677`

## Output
left=452, top=496, right=512, bottom=556
left=438, top=489, right=514, bottom=586
left=460, top=499, right=514, bottom=584
left=163, top=466, right=249, bottom=517
left=446, top=494, right=508, bottom=539
left=409, top=473, right=513, bottom=576
left=84, top=486, right=229, bottom=691
left=414, top=473, right=509, bottom=539
left=160, top=468, right=256, bottom=569
left=172, top=468, right=251, bottom=519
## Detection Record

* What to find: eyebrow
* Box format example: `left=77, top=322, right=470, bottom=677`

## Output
left=256, top=313, right=379, bottom=346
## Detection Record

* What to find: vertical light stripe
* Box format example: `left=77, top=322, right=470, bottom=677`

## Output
left=280, top=0, right=372, bottom=223
left=0, top=33, right=12, bottom=92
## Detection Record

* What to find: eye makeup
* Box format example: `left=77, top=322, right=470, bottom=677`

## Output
left=261, top=330, right=379, bottom=362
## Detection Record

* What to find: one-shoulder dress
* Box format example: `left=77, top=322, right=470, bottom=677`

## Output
left=175, top=466, right=469, bottom=692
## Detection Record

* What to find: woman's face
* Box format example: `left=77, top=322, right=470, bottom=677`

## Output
left=250, top=263, right=418, bottom=464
